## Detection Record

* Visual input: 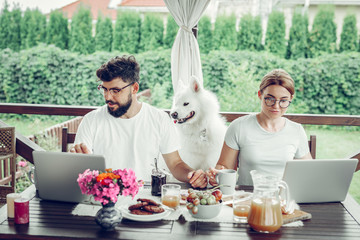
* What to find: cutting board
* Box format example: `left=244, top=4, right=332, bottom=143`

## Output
left=222, top=196, right=312, bottom=225
left=282, top=209, right=312, bottom=224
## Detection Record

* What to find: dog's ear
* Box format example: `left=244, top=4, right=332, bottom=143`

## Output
left=190, top=76, right=201, bottom=93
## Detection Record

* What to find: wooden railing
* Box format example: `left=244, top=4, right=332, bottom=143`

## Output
left=2, top=103, right=360, bottom=125
left=0, top=103, right=359, bottom=168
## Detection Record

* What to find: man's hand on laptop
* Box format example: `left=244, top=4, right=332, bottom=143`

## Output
left=70, top=143, right=91, bottom=154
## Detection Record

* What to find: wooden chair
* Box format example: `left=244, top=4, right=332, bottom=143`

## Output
left=309, top=135, right=316, bottom=159
left=61, top=127, right=76, bottom=152
left=0, top=127, right=16, bottom=204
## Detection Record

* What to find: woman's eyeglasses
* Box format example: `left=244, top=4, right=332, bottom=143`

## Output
left=264, top=97, right=291, bottom=108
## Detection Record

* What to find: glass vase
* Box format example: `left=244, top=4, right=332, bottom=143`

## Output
left=95, top=202, right=122, bottom=231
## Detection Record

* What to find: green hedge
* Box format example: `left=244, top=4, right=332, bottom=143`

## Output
left=1, top=45, right=359, bottom=115
left=1, top=45, right=110, bottom=106
left=202, top=50, right=360, bottom=115
left=296, top=53, right=360, bottom=114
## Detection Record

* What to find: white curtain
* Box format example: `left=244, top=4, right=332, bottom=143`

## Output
left=164, top=0, right=210, bottom=93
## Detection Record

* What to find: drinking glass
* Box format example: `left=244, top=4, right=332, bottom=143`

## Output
left=233, top=192, right=252, bottom=223
left=161, top=184, right=180, bottom=209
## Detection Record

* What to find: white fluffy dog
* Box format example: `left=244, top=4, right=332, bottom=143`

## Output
left=169, top=76, right=227, bottom=170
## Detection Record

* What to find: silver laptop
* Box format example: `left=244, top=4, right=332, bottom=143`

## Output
left=282, top=159, right=358, bottom=203
left=32, top=151, right=106, bottom=203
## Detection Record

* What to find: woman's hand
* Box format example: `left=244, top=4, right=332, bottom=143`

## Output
left=206, top=166, right=224, bottom=186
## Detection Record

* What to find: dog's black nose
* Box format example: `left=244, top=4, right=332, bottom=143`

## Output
left=171, top=112, right=178, bottom=119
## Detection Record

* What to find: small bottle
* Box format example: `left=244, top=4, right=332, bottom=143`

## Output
left=151, top=169, right=166, bottom=196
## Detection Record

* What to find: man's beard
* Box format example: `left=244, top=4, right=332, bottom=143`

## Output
left=106, top=95, right=132, bottom=118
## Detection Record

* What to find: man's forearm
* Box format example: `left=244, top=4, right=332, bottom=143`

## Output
left=171, top=161, right=193, bottom=183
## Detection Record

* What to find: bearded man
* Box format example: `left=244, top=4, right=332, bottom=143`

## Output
left=71, top=55, right=207, bottom=188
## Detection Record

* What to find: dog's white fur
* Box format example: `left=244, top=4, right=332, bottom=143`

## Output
left=169, top=76, right=227, bottom=171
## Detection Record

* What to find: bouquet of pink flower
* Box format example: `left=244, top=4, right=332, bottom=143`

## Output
left=77, top=168, right=142, bottom=205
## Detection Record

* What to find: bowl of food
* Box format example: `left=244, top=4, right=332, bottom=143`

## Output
left=186, top=188, right=223, bottom=219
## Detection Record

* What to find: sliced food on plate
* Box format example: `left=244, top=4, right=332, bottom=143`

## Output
left=128, top=198, right=165, bottom=215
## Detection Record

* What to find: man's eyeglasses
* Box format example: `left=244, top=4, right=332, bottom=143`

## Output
left=264, top=97, right=291, bottom=108
left=97, top=82, right=134, bottom=96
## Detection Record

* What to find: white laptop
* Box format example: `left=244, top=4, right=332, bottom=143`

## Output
left=282, top=159, right=358, bottom=203
left=32, top=151, right=106, bottom=203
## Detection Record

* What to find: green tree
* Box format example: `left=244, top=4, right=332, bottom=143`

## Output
left=252, top=15, right=263, bottom=51
left=339, top=14, right=358, bottom=52
left=95, top=15, right=113, bottom=52
left=198, top=15, right=213, bottom=54
left=0, top=3, right=21, bottom=51
left=238, top=14, right=262, bottom=51
left=213, top=14, right=237, bottom=50
left=69, top=6, right=94, bottom=54
left=163, top=14, right=178, bottom=49
left=286, top=11, right=308, bottom=59
left=303, top=12, right=311, bottom=58
left=265, top=11, right=286, bottom=57
left=9, top=5, right=21, bottom=51
left=0, top=1, right=11, bottom=49
left=46, top=10, right=69, bottom=49
left=0, top=2, right=11, bottom=49
left=21, top=9, right=47, bottom=49
left=20, top=9, right=31, bottom=49
left=113, top=11, right=141, bottom=53
left=308, top=6, right=336, bottom=57
left=140, top=14, right=164, bottom=52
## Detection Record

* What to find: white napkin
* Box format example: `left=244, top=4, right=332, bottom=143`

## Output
left=71, top=204, right=101, bottom=217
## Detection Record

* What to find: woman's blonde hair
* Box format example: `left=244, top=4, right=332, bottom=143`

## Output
left=259, top=69, right=295, bottom=96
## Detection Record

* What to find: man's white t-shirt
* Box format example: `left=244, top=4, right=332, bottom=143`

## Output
left=225, top=114, right=309, bottom=186
left=74, top=103, right=180, bottom=181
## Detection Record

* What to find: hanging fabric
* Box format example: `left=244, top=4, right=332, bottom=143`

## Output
left=164, top=0, right=210, bottom=94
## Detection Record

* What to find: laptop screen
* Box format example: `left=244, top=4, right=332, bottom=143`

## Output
left=282, top=159, right=358, bottom=203
left=32, top=151, right=106, bottom=203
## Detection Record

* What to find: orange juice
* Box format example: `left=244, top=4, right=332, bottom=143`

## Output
left=161, top=195, right=180, bottom=208
left=247, top=199, right=283, bottom=233
left=233, top=205, right=250, bottom=217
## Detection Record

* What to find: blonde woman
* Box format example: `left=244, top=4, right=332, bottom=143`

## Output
left=208, top=69, right=312, bottom=186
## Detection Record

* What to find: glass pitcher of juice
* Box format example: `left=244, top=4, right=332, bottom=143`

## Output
left=247, top=170, right=291, bottom=233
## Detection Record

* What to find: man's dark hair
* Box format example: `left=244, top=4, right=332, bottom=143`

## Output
left=96, top=55, right=140, bottom=83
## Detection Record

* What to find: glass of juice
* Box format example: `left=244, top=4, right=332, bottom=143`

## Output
left=161, top=184, right=180, bottom=209
left=233, top=192, right=252, bottom=223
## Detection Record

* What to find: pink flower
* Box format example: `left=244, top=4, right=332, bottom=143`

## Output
left=18, top=160, right=27, bottom=168
left=77, top=168, right=142, bottom=205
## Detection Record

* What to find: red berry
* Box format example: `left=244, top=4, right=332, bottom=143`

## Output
left=212, top=189, right=223, bottom=202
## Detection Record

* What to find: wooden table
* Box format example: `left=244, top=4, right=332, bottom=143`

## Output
left=1, top=184, right=360, bottom=240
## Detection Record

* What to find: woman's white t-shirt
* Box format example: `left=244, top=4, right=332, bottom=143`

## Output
left=225, top=114, right=309, bottom=185
left=74, top=103, right=180, bottom=181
